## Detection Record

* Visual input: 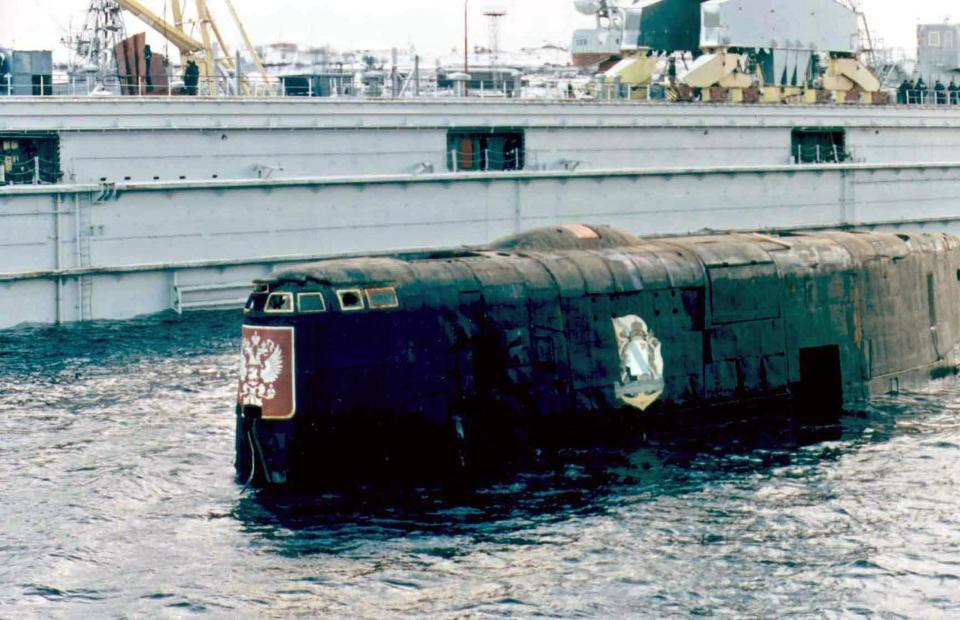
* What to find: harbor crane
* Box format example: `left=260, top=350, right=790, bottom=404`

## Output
left=112, top=0, right=273, bottom=94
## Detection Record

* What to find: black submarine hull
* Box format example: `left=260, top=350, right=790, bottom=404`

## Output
left=235, top=226, right=960, bottom=485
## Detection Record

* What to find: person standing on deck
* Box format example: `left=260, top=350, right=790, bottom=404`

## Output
left=183, top=60, right=200, bottom=96
left=935, top=80, right=947, bottom=105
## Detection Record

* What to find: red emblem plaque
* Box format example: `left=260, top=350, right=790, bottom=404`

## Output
left=237, top=326, right=296, bottom=420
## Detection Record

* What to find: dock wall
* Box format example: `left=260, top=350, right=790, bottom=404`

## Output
left=3, top=161, right=960, bottom=328
left=5, top=99, right=960, bottom=184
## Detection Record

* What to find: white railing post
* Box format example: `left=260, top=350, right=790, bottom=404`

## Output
left=33, top=157, right=40, bottom=184
left=451, top=149, right=458, bottom=173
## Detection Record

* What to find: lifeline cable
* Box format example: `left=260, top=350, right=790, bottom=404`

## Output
left=241, top=430, right=256, bottom=491
left=250, top=419, right=273, bottom=484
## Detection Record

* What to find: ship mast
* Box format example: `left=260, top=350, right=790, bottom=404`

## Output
left=64, top=0, right=128, bottom=84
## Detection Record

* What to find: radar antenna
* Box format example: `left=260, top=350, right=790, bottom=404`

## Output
left=574, top=0, right=626, bottom=28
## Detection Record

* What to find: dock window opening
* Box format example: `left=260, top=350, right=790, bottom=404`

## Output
left=447, top=129, right=524, bottom=172
left=365, top=287, right=400, bottom=309
left=0, top=133, right=61, bottom=185
left=298, top=292, right=327, bottom=313
left=265, top=292, right=294, bottom=313
left=337, top=289, right=365, bottom=312
left=791, top=128, right=848, bottom=164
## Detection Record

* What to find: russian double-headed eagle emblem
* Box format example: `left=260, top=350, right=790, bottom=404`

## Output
left=239, top=332, right=285, bottom=406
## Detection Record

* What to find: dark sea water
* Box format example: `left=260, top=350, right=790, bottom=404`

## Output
left=2, top=311, right=960, bottom=618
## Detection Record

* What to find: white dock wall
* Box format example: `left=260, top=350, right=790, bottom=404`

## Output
left=3, top=162, right=960, bottom=329
left=6, top=99, right=960, bottom=184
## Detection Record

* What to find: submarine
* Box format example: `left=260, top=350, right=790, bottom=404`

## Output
left=236, top=225, right=960, bottom=485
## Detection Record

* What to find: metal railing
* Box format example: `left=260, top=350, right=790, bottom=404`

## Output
left=11, top=73, right=960, bottom=107
left=898, top=89, right=960, bottom=106
left=793, top=144, right=850, bottom=165
left=0, top=157, right=61, bottom=185
left=447, top=146, right=525, bottom=172
left=0, top=72, right=589, bottom=100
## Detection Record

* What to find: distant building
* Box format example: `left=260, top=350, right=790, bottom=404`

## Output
left=917, top=23, right=960, bottom=82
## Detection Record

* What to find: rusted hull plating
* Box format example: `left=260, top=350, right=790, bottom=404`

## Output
left=235, top=226, right=960, bottom=485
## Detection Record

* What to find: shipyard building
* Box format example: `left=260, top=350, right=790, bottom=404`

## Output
left=917, top=23, right=960, bottom=84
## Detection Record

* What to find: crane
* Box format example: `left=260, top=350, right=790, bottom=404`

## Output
left=113, top=0, right=274, bottom=94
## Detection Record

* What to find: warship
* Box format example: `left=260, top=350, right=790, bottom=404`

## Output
left=3, top=0, right=960, bottom=329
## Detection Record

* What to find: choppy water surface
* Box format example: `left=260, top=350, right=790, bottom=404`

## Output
left=2, top=312, right=960, bottom=617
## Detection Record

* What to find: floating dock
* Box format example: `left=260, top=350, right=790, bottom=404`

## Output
left=4, top=99, right=960, bottom=328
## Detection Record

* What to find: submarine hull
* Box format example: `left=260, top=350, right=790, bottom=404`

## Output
left=235, top=225, right=960, bottom=485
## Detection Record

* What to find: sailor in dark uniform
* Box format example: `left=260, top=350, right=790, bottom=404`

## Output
left=935, top=79, right=947, bottom=104
left=949, top=80, right=959, bottom=105
left=897, top=79, right=909, bottom=104
left=916, top=77, right=928, bottom=104
left=183, top=60, right=200, bottom=96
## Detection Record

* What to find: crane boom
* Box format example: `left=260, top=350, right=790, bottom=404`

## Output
left=224, top=0, right=273, bottom=93
left=113, top=0, right=203, bottom=52
left=113, top=0, right=274, bottom=95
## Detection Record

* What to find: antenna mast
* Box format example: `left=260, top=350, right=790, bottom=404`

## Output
left=65, top=0, right=128, bottom=83
left=484, top=8, right=506, bottom=92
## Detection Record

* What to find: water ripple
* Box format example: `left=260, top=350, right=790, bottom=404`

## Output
left=1, top=311, right=959, bottom=616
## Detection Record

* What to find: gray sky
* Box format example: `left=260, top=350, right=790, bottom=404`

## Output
left=0, top=0, right=957, bottom=60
